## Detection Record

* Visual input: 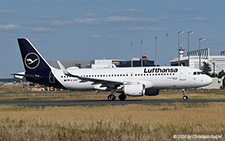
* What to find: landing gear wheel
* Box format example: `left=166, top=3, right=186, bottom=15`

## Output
left=182, top=89, right=188, bottom=101
left=183, top=95, right=188, bottom=101
left=119, top=94, right=126, bottom=101
left=108, top=94, right=116, bottom=101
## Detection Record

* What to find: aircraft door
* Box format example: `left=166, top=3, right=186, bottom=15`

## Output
left=49, top=71, right=55, bottom=83
left=179, top=68, right=186, bottom=81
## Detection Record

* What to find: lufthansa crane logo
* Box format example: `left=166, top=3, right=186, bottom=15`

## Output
left=24, top=52, right=40, bottom=69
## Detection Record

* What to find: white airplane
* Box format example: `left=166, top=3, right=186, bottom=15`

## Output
left=12, top=38, right=212, bottom=101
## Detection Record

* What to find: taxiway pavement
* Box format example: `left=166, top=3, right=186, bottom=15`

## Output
left=0, top=99, right=224, bottom=106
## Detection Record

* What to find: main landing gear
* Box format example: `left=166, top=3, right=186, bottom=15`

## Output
left=182, top=89, right=188, bottom=101
left=108, top=94, right=127, bottom=101
left=107, top=90, right=127, bottom=101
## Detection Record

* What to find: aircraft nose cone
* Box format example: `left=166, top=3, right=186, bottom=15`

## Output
left=206, top=76, right=213, bottom=85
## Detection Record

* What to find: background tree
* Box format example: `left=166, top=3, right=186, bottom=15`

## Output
left=217, top=70, right=225, bottom=89
left=223, top=78, right=225, bottom=89
left=217, top=70, right=225, bottom=78
left=201, top=62, right=212, bottom=76
left=211, top=73, right=217, bottom=78
left=75, top=63, right=81, bottom=68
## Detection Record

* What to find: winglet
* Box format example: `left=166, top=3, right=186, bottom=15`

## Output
left=57, top=61, right=70, bottom=75
left=57, top=61, right=81, bottom=78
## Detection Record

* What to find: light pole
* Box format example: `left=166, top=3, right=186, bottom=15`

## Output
left=141, top=40, right=143, bottom=67
left=188, top=31, right=193, bottom=66
left=131, top=42, right=133, bottom=67
left=199, top=38, right=205, bottom=69
left=155, top=36, right=157, bottom=66
left=166, top=33, right=168, bottom=66
left=178, top=31, right=184, bottom=66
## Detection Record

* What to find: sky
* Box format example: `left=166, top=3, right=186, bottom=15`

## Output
left=0, top=0, right=225, bottom=78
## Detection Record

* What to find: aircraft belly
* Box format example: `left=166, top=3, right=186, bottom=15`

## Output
left=64, top=81, right=94, bottom=90
left=151, top=78, right=174, bottom=88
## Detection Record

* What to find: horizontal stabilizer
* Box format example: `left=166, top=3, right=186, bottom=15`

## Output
left=10, top=73, right=40, bottom=78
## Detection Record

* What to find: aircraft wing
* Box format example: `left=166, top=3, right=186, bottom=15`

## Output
left=57, top=61, right=123, bottom=87
left=69, top=73, right=123, bottom=86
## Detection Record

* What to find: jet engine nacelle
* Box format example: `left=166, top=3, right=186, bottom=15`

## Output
left=145, top=89, right=160, bottom=96
left=124, top=84, right=145, bottom=96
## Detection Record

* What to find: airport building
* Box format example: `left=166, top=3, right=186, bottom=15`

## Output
left=170, top=47, right=225, bottom=74
left=48, top=60, right=91, bottom=69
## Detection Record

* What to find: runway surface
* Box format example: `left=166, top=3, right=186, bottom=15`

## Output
left=0, top=99, right=225, bottom=106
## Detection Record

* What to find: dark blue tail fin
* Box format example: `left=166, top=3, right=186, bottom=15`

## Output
left=17, top=38, right=61, bottom=87
left=17, top=38, right=64, bottom=88
left=17, top=38, right=51, bottom=73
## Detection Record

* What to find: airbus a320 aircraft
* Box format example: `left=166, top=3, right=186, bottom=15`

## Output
left=12, top=38, right=212, bottom=101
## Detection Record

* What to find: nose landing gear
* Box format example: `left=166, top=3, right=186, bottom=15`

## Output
left=182, top=89, right=188, bottom=101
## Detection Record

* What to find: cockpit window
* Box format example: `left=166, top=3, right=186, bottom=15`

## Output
left=193, top=71, right=204, bottom=75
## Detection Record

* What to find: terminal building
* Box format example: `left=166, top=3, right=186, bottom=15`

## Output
left=170, top=47, right=225, bottom=74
